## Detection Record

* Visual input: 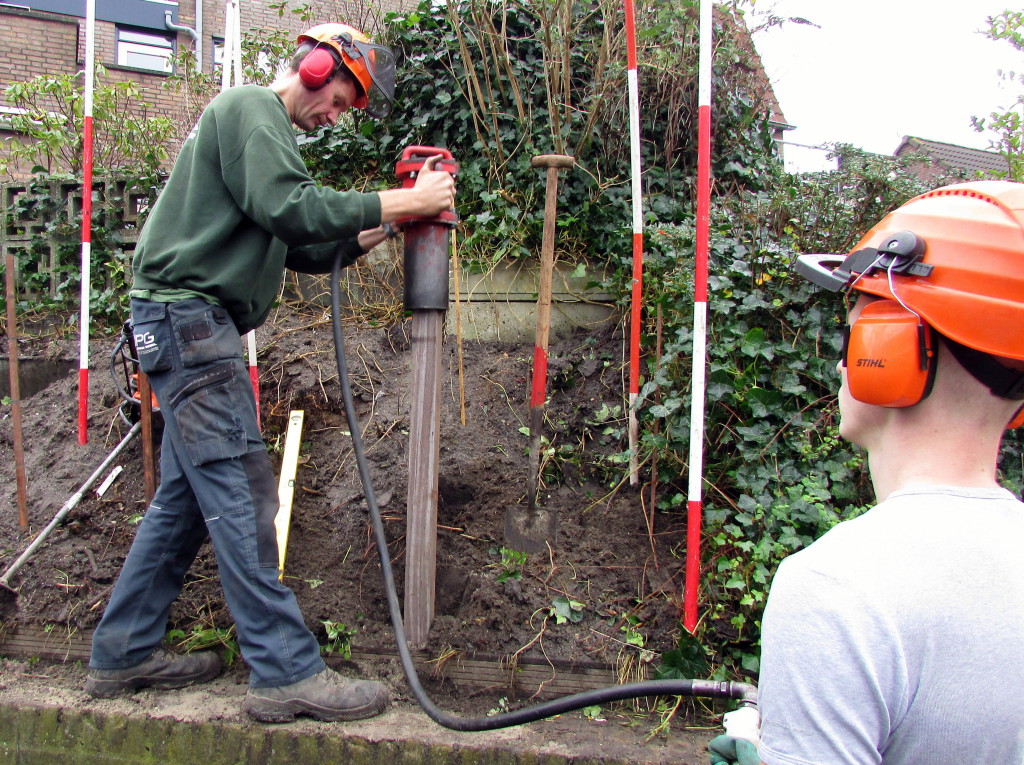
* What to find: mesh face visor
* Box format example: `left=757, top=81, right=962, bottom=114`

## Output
left=343, top=37, right=396, bottom=118
left=794, top=254, right=850, bottom=292
left=794, top=232, right=932, bottom=293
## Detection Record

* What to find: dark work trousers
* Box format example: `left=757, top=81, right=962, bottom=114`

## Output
left=89, top=298, right=325, bottom=688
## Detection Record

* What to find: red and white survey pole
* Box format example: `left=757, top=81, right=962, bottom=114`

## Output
left=77, top=0, right=96, bottom=444
left=624, top=0, right=644, bottom=486
left=684, top=0, right=713, bottom=633
left=220, top=0, right=260, bottom=426
left=220, top=0, right=243, bottom=91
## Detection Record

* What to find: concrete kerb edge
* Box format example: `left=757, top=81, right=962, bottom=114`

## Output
left=0, top=701, right=629, bottom=765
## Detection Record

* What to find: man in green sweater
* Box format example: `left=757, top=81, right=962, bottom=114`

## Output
left=85, top=22, right=455, bottom=723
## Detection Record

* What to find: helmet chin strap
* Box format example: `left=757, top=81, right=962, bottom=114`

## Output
left=943, top=336, right=1024, bottom=400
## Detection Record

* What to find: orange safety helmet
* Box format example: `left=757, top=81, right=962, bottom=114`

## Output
left=297, top=23, right=395, bottom=118
left=796, top=180, right=1024, bottom=422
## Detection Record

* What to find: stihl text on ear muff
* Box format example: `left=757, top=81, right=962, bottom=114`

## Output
left=299, top=45, right=341, bottom=89
left=844, top=299, right=937, bottom=408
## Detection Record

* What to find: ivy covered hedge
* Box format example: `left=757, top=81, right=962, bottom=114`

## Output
left=635, top=149, right=1024, bottom=672
left=298, top=0, right=777, bottom=271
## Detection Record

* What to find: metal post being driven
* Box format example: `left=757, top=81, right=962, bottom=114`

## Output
left=395, top=146, right=459, bottom=647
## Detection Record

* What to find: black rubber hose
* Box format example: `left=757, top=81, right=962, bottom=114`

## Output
left=109, top=332, right=137, bottom=406
left=109, top=331, right=141, bottom=426
left=330, top=252, right=756, bottom=731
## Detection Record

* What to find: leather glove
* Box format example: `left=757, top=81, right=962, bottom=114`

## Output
left=708, top=735, right=760, bottom=765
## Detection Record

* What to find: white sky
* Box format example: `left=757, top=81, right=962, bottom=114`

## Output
left=751, top=1, right=1021, bottom=172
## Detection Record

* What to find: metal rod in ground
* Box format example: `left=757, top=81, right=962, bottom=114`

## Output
left=451, top=229, right=466, bottom=426
left=0, top=422, right=141, bottom=589
left=404, top=308, right=444, bottom=646
left=5, top=250, right=29, bottom=529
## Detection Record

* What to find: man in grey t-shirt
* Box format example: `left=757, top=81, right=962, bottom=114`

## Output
left=712, top=181, right=1024, bottom=764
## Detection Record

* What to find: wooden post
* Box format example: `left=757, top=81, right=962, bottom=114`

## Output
left=404, top=309, right=444, bottom=646
left=396, top=147, right=458, bottom=648
left=5, top=249, right=29, bottom=529
left=138, top=372, right=156, bottom=505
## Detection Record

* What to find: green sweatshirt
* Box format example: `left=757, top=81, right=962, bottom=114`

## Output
left=131, top=84, right=381, bottom=334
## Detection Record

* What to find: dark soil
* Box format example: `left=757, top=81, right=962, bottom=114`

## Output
left=0, top=291, right=713, bottom=757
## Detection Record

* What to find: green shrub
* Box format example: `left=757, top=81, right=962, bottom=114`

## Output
left=297, top=0, right=780, bottom=272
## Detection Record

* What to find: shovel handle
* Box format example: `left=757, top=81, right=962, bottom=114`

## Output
left=526, top=155, right=575, bottom=508
left=529, top=158, right=574, bottom=406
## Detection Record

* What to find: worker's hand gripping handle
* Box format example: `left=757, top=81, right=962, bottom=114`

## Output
left=394, top=146, right=459, bottom=228
left=395, top=146, right=459, bottom=188
left=723, top=705, right=760, bottom=743
left=708, top=705, right=761, bottom=765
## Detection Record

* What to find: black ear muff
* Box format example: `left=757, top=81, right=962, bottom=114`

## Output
left=299, top=46, right=339, bottom=89
left=844, top=299, right=936, bottom=408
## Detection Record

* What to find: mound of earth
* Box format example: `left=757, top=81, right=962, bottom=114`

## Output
left=0, top=288, right=704, bottom=733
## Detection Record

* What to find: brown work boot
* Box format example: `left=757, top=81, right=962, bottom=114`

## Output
left=242, top=667, right=389, bottom=723
left=85, top=647, right=222, bottom=698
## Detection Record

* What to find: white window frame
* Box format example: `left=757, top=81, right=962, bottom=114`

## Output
left=211, top=36, right=225, bottom=73
left=116, top=27, right=174, bottom=73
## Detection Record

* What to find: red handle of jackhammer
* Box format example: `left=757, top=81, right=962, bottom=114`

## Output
left=395, top=146, right=459, bottom=189
left=401, top=145, right=453, bottom=161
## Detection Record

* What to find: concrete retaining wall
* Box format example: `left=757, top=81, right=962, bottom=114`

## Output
left=294, top=251, right=619, bottom=344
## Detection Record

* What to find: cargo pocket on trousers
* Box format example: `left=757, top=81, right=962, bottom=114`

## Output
left=171, top=302, right=240, bottom=369
left=130, top=301, right=173, bottom=374
left=169, top=362, right=248, bottom=466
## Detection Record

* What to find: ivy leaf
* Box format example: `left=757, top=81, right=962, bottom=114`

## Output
left=656, top=632, right=709, bottom=680
left=550, top=596, right=584, bottom=625
left=740, top=327, right=775, bottom=360
left=745, top=387, right=783, bottom=418
left=725, top=575, right=746, bottom=590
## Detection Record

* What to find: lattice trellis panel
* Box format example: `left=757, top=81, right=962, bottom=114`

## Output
left=1, top=177, right=150, bottom=302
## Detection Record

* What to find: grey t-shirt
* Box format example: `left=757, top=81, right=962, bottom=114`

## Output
left=758, top=486, right=1024, bottom=764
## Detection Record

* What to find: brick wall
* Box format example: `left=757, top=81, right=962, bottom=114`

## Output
left=0, top=0, right=413, bottom=177
left=0, top=10, right=79, bottom=96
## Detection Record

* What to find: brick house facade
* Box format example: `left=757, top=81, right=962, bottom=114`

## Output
left=0, top=0, right=409, bottom=176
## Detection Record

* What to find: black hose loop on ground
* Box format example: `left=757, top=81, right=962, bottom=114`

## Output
left=330, top=251, right=756, bottom=731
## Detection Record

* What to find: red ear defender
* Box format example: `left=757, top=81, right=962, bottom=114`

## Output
left=299, top=46, right=339, bottom=89
left=844, top=300, right=937, bottom=408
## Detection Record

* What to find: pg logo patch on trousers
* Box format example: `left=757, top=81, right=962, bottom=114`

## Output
left=135, top=331, right=158, bottom=355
